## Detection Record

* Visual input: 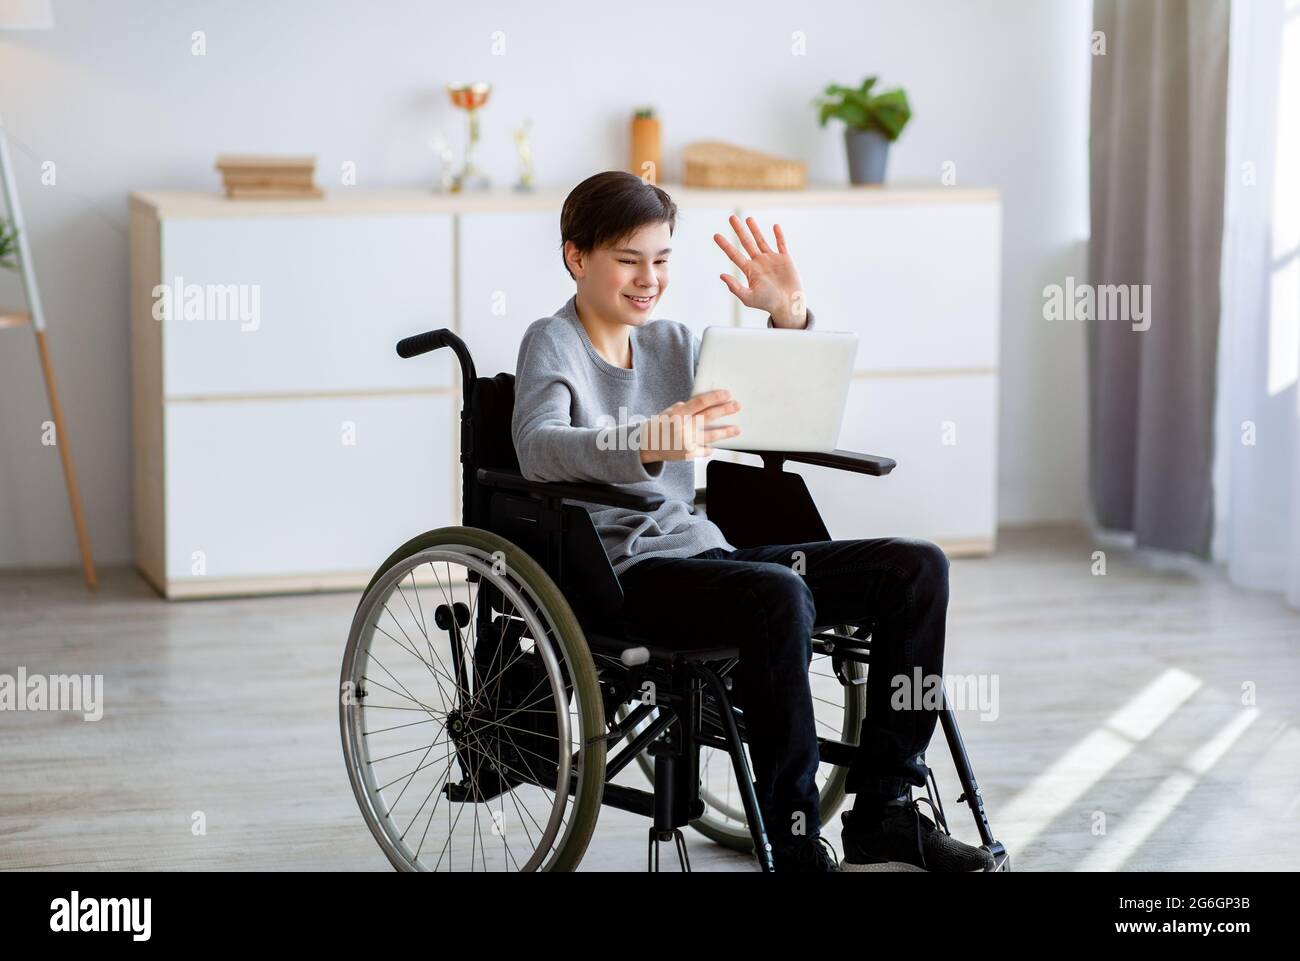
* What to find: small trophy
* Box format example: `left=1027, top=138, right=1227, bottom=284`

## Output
left=512, top=118, right=535, bottom=192
left=446, top=81, right=492, bottom=192
left=428, top=130, right=455, bottom=193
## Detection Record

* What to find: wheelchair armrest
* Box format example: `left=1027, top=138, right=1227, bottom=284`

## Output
left=476, top=467, right=666, bottom=511
left=734, top=448, right=897, bottom=476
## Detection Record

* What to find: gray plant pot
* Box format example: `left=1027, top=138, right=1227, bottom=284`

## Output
left=845, top=128, right=890, bottom=185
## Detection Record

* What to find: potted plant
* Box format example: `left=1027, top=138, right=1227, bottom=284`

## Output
left=0, top=218, right=16, bottom=270
left=813, top=77, right=912, bottom=185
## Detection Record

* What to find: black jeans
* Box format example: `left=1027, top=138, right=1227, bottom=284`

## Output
left=617, top=537, right=950, bottom=845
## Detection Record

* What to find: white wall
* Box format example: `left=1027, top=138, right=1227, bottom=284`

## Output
left=0, top=0, right=1090, bottom=569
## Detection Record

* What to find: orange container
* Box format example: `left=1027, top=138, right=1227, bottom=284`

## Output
left=630, top=113, right=662, bottom=184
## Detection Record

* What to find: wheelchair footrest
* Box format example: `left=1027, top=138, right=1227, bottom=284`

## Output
left=818, top=738, right=857, bottom=768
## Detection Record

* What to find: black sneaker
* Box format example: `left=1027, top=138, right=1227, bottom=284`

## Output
left=841, top=794, right=994, bottom=872
left=770, top=834, right=842, bottom=873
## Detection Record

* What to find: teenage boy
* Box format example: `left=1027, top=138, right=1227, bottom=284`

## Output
left=512, top=171, right=993, bottom=873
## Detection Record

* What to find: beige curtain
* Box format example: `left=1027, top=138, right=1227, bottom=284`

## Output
left=1088, top=0, right=1230, bottom=557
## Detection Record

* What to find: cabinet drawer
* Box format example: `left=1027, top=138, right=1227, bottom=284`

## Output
left=774, top=373, right=999, bottom=547
left=163, top=394, right=455, bottom=582
left=160, top=214, right=453, bottom=397
left=734, top=202, right=1000, bottom=371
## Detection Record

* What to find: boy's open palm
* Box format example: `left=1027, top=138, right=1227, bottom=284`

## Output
left=714, top=215, right=807, bottom=328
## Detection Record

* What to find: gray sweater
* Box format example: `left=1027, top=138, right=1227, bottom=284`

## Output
left=512, top=294, right=814, bottom=576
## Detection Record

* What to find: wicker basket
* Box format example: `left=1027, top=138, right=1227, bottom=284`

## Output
left=682, top=141, right=806, bottom=190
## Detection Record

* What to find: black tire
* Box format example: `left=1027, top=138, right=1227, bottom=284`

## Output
left=340, top=526, right=606, bottom=871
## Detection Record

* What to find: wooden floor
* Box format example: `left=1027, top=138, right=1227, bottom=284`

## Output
left=2, top=524, right=1297, bottom=872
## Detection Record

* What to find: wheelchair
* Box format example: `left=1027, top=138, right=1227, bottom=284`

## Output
left=339, top=327, right=1011, bottom=872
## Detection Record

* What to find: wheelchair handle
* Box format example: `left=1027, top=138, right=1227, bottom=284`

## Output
left=397, top=328, right=477, bottom=397
left=397, top=329, right=450, bottom=358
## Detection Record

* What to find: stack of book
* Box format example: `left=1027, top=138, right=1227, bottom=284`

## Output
left=215, top=155, right=322, bottom=199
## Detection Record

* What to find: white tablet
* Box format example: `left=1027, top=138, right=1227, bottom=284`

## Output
left=691, top=325, right=858, bottom=452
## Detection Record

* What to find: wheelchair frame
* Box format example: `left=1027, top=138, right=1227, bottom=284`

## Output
left=364, top=327, right=1009, bottom=872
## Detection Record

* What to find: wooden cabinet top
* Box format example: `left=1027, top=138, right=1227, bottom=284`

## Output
left=130, top=183, right=1000, bottom=219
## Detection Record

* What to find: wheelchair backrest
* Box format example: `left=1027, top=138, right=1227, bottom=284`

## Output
left=468, top=372, right=521, bottom=473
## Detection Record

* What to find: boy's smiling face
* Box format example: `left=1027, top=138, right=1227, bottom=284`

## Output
left=567, top=220, right=672, bottom=327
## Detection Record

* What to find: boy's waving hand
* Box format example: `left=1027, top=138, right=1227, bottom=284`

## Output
left=714, top=214, right=808, bottom=329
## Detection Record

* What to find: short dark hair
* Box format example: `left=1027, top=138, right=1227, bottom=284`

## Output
left=559, top=171, right=678, bottom=280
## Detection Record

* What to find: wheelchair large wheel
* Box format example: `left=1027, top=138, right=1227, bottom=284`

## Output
left=340, top=526, right=606, bottom=871
left=621, top=624, right=867, bottom=853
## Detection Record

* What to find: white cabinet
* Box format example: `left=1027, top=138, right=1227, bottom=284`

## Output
left=164, top=395, right=454, bottom=589
left=733, top=203, right=1001, bottom=370
left=782, top=374, right=999, bottom=548
left=131, top=196, right=459, bottom=598
left=734, top=199, right=1001, bottom=552
left=131, top=185, right=1001, bottom=598
left=161, top=215, right=454, bottom=395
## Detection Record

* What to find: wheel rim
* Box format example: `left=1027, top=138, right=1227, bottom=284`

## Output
left=620, top=625, right=867, bottom=848
left=342, top=544, right=588, bottom=871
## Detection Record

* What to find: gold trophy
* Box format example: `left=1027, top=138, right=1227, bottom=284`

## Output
left=447, top=81, right=492, bottom=192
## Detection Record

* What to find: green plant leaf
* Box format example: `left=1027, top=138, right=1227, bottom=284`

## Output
left=869, top=89, right=912, bottom=140
left=831, top=99, right=870, bottom=129
left=813, top=79, right=912, bottom=139
left=0, top=219, right=17, bottom=272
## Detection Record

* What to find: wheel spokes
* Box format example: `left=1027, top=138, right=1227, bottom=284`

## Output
left=345, top=546, right=585, bottom=871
